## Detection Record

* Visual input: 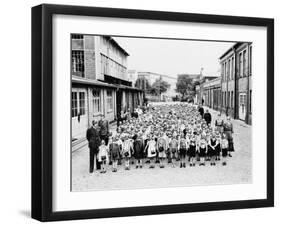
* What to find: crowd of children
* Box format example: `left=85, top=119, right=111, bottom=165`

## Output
left=96, top=103, right=234, bottom=173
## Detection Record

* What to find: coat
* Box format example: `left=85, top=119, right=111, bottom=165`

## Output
left=86, top=126, right=101, bottom=153
left=98, top=120, right=109, bottom=136
left=203, top=112, right=212, bottom=123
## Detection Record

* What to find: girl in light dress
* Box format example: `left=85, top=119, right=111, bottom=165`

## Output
left=121, top=134, right=134, bottom=170
left=145, top=135, right=157, bottom=168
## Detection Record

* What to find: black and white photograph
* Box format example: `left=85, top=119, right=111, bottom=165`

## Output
left=71, top=34, right=252, bottom=192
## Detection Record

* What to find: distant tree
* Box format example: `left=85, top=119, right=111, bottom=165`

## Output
left=150, top=78, right=171, bottom=95
left=135, top=77, right=152, bottom=92
left=176, top=75, right=195, bottom=98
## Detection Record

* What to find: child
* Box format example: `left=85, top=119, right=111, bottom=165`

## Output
left=189, top=134, right=197, bottom=166
left=215, top=131, right=221, bottom=161
left=98, top=140, right=108, bottom=173
left=208, top=133, right=218, bottom=166
left=198, top=135, right=207, bottom=166
left=133, top=133, right=144, bottom=168
left=157, top=132, right=167, bottom=168
left=109, top=136, right=120, bottom=172
left=122, top=134, right=134, bottom=170
left=145, top=135, right=157, bottom=168
left=179, top=133, right=188, bottom=168
left=221, top=133, right=229, bottom=166
left=169, top=134, right=179, bottom=167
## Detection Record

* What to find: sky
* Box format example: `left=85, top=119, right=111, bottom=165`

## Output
left=114, top=36, right=235, bottom=78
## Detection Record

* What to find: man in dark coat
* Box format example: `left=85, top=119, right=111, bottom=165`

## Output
left=203, top=109, right=212, bottom=126
left=86, top=120, right=101, bottom=173
left=198, top=105, right=204, bottom=118
left=98, top=115, right=109, bottom=145
left=223, top=116, right=234, bottom=157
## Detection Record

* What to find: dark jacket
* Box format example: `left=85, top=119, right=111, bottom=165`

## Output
left=198, top=107, right=204, bottom=116
left=98, top=120, right=109, bottom=136
left=203, top=112, right=212, bottom=123
left=86, top=126, right=101, bottom=152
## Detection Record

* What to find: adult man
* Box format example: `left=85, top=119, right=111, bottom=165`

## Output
left=203, top=109, right=212, bottom=126
left=215, top=113, right=224, bottom=133
left=223, top=116, right=234, bottom=157
left=98, top=115, right=109, bottom=145
left=86, top=120, right=101, bottom=173
left=198, top=105, right=204, bottom=118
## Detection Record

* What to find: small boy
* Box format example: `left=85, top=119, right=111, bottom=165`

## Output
left=109, top=136, right=120, bottom=172
left=122, top=134, right=134, bottom=170
left=98, top=140, right=108, bottom=173
left=221, top=133, right=229, bottom=166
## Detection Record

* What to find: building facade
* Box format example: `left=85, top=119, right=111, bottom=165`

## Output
left=203, top=77, right=221, bottom=111
left=71, top=34, right=143, bottom=140
left=219, top=42, right=252, bottom=124
left=197, top=42, right=252, bottom=125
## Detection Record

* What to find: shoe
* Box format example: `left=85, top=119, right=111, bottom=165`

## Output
left=229, top=154, right=232, bottom=157
left=190, top=163, right=192, bottom=167
left=160, top=165, right=164, bottom=168
left=193, top=163, right=195, bottom=166
left=180, top=163, right=182, bottom=168
left=183, top=163, right=186, bottom=168
left=140, top=165, right=143, bottom=168
left=136, top=165, right=139, bottom=169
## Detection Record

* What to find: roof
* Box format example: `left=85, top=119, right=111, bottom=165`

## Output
left=72, top=76, right=143, bottom=92
left=104, top=36, right=130, bottom=56
left=72, top=76, right=117, bottom=89
left=219, top=42, right=245, bottom=60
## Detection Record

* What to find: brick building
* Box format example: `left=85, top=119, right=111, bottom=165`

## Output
left=203, top=77, right=221, bottom=111
left=71, top=34, right=143, bottom=140
left=219, top=42, right=252, bottom=124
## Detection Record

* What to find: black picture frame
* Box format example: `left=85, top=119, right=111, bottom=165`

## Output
left=31, top=4, right=274, bottom=222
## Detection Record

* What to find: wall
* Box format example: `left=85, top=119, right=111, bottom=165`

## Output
left=0, top=1, right=280, bottom=226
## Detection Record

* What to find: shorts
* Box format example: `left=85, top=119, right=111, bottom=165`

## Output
left=189, top=146, right=196, bottom=157
left=199, top=148, right=206, bottom=157
left=222, top=148, right=228, bottom=157
left=111, top=152, right=119, bottom=160
left=179, top=148, right=186, bottom=158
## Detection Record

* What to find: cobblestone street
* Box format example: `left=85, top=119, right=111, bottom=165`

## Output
left=71, top=104, right=252, bottom=192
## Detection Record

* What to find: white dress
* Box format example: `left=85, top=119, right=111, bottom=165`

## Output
left=147, top=140, right=157, bottom=158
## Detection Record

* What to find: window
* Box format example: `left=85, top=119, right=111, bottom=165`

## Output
left=92, top=89, right=101, bottom=114
left=72, top=50, right=84, bottom=77
left=221, top=63, right=224, bottom=81
left=71, top=34, right=83, bottom=39
left=79, top=92, right=86, bottom=115
left=106, top=90, right=113, bottom=111
left=224, top=62, right=227, bottom=81
left=239, top=52, right=243, bottom=77
left=227, top=91, right=230, bottom=107
left=250, top=90, right=252, bottom=113
left=249, top=46, right=252, bottom=75
left=243, top=50, right=247, bottom=77
left=231, top=91, right=234, bottom=108
left=72, top=91, right=86, bottom=118
left=72, top=92, right=78, bottom=117
left=232, top=57, right=235, bottom=80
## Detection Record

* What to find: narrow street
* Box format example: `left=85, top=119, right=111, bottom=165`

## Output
left=71, top=103, right=252, bottom=192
